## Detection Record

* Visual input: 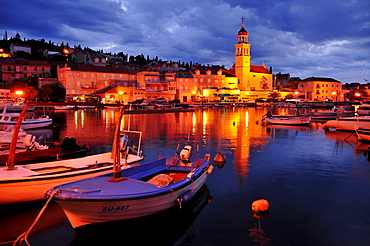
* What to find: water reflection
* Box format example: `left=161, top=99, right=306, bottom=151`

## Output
left=324, top=130, right=370, bottom=154
left=71, top=184, right=211, bottom=246
left=1, top=107, right=369, bottom=245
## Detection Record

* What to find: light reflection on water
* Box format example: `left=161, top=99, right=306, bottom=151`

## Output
left=0, top=107, right=370, bottom=245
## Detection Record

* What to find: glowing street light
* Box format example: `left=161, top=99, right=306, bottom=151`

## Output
left=15, top=90, right=23, bottom=95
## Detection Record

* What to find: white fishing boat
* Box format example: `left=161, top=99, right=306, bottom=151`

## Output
left=0, top=113, right=52, bottom=129
left=0, top=132, right=144, bottom=204
left=46, top=139, right=213, bottom=228
left=356, top=104, right=370, bottom=116
left=0, top=126, right=27, bottom=142
left=324, top=116, right=370, bottom=131
left=0, top=102, right=35, bottom=113
left=263, top=116, right=310, bottom=126
left=332, top=106, right=356, bottom=117
left=0, top=104, right=144, bottom=205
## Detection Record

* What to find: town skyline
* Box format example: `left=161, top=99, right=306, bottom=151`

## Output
left=1, top=0, right=369, bottom=84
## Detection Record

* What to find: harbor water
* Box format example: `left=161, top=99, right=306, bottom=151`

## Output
left=0, top=106, right=369, bottom=246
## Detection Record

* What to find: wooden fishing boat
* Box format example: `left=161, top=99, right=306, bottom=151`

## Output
left=46, top=139, right=213, bottom=228
left=263, top=116, right=310, bottom=126
left=0, top=136, right=90, bottom=165
left=310, top=111, right=338, bottom=121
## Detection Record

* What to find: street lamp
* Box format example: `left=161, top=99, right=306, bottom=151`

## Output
left=331, top=91, right=337, bottom=101
left=15, top=90, right=24, bottom=103
left=119, top=91, right=125, bottom=104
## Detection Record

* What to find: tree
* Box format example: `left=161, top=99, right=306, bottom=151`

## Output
left=286, top=81, right=298, bottom=89
left=23, top=86, right=38, bottom=100
left=39, top=83, right=66, bottom=101
left=269, top=91, right=281, bottom=99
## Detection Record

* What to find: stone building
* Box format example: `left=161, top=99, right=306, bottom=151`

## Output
left=298, top=77, right=344, bottom=101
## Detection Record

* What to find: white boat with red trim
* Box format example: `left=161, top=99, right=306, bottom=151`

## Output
left=0, top=131, right=144, bottom=204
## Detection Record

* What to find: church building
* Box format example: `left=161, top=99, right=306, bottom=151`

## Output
left=231, top=18, right=274, bottom=100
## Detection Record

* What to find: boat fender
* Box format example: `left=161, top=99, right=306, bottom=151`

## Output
left=177, top=190, right=195, bottom=208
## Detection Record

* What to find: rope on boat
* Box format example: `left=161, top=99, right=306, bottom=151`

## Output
left=13, top=189, right=60, bottom=246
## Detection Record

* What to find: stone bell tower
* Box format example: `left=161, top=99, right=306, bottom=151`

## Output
left=234, top=18, right=251, bottom=90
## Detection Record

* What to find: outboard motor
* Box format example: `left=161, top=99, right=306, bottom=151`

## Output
left=179, top=145, right=193, bottom=162
left=61, top=137, right=81, bottom=153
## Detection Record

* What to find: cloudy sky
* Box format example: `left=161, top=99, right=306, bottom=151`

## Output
left=1, top=0, right=369, bottom=83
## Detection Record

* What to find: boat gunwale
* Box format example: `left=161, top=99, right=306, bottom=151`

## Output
left=50, top=159, right=212, bottom=201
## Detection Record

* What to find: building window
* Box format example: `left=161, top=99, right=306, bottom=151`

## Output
left=34, top=67, right=37, bottom=71
left=24, top=67, right=27, bottom=70
left=42, top=67, right=45, bottom=71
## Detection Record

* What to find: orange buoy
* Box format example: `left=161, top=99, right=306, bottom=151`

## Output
left=251, top=199, right=269, bottom=212
left=213, top=152, right=226, bottom=162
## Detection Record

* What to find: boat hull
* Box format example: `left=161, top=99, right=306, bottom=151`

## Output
left=48, top=157, right=212, bottom=228
left=0, top=119, right=53, bottom=129
left=356, top=128, right=370, bottom=142
left=264, top=117, right=310, bottom=126
left=0, top=152, right=143, bottom=204
left=324, top=117, right=370, bottom=131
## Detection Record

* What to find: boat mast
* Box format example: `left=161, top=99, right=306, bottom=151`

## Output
left=109, top=107, right=126, bottom=182
left=6, top=103, right=29, bottom=170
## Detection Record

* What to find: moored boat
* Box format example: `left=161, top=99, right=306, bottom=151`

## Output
left=356, top=104, right=370, bottom=116
left=0, top=131, right=144, bottom=204
left=263, top=116, right=310, bottom=126
left=0, top=113, right=53, bottom=129
left=324, top=116, right=370, bottom=131
left=0, top=136, right=89, bottom=165
left=310, top=111, right=338, bottom=121
left=46, top=139, right=213, bottom=228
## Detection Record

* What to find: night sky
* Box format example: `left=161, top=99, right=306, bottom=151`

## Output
left=1, top=0, right=369, bottom=83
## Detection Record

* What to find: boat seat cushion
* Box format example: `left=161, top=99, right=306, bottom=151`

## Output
left=147, top=174, right=174, bottom=186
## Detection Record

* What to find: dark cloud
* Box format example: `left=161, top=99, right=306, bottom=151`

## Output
left=1, top=0, right=369, bottom=83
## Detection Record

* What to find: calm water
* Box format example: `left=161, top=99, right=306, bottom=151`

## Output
left=1, top=107, right=370, bottom=246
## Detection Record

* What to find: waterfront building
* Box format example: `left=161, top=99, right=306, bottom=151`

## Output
left=0, top=58, right=55, bottom=86
left=57, top=64, right=138, bottom=97
left=298, top=77, right=344, bottom=101
left=136, top=70, right=176, bottom=102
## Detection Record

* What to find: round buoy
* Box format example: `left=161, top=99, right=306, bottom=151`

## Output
left=251, top=199, right=269, bottom=212
left=213, top=152, right=226, bottom=162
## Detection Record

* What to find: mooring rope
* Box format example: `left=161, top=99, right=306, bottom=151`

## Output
left=13, top=189, right=60, bottom=246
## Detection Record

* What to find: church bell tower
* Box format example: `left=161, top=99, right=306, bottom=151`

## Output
left=234, top=18, right=251, bottom=90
